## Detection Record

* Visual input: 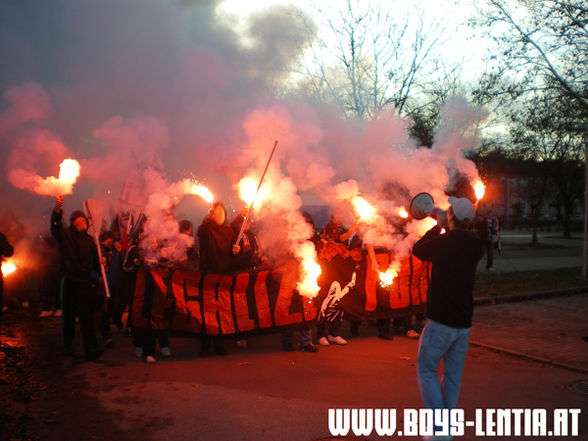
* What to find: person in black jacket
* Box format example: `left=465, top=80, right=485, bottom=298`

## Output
left=51, top=196, right=102, bottom=361
left=0, top=231, right=14, bottom=327
left=412, top=197, right=483, bottom=437
left=197, top=202, right=239, bottom=356
left=197, top=202, right=239, bottom=274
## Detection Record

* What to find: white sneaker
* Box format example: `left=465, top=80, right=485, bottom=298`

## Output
left=327, top=335, right=347, bottom=345
left=406, top=329, right=420, bottom=339
left=317, top=336, right=330, bottom=346
left=135, top=347, right=143, bottom=358
left=145, top=355, right=156, bottom=364
left=39, top=310, right=53, bottom=318
left=53, top=309, right=62, bottom=317
left=160, top=346, right=171, bottom=357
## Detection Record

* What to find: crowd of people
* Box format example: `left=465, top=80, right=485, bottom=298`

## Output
left=1, top=195, right=486, bottom=441
left=16, top=196, right=434, bottom=364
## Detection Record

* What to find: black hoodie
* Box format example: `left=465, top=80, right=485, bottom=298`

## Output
left=413, top=225, right=484, bottom=328
left=51, top=210, right=98, bottom=282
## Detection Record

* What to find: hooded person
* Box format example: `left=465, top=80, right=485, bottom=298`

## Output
left=197, top=202, right=240, bottom=356
left=50, top=196, right=103, bottom=361
left=412, top=196, right=483, bottom=439
left=197, top=202, right=239, bottom=274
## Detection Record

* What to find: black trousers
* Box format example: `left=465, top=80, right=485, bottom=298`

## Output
left=133, top=328, right=170, bottom=357
left=317, top=318, right=342, bottom=338
left=113, top=271, right=136, bottom=326
left=40, top=274, right=61, bottom=311
left=61, top=278, right=98, bottom=355
left=485, top=241, right=494, bottom=269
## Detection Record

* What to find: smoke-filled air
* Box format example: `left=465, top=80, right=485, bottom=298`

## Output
left=0, top=0, right=486, bottom=295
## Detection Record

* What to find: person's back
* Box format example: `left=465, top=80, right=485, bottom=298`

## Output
left=413, top=227, right=483, bottom=328
left=412, top=197, right=483, bottom=439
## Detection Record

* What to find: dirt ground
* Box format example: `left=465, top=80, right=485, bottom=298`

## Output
left=0, top=308, right=156, bottom=441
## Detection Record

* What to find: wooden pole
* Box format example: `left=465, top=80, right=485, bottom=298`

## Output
left=235, top=140, right=278, bottom=247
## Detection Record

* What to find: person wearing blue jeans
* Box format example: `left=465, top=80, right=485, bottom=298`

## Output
left=412, top=197, right=483, bottom=441
left=417, top=320, right=470, bottom=410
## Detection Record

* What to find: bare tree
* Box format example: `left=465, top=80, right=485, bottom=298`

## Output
left=472, top=0, right=588, bottom=113
left=295, top=0, right=455, bottom=120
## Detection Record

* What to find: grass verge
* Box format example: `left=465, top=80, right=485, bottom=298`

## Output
left=474, top=267, right=588, bottom=298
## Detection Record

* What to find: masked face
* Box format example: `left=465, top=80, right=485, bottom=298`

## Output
left=73, top=217, right=88, bottom=232
left=212, top=205, right=226, bottom=226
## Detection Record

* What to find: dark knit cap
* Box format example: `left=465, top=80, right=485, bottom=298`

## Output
left=179, top=219, right=193, bottom=233
left=69, top=210, right=88, bottom=225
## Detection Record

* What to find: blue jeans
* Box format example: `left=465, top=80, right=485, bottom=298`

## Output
left=417, top=319, right=470, bottom=411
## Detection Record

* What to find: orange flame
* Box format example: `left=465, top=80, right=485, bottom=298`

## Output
left=1, top=260, right=17, bottom=277
left=474, top=180, right=485, bottom=201
left=189, top=182, right=214, bottom=203
left=58, top=159, right=81, bottom=185
left=296, top=242, right=322, bottom=298
left=398, top=207, right=409, bottom=219
left=352, top=196, right=375, bottom=221
left=238, top=176, right=268, bottom=206
left=379, top=263, right=399, bottom=288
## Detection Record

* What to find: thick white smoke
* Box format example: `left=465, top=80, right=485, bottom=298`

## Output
left=0, top=0, right=486, bottom=279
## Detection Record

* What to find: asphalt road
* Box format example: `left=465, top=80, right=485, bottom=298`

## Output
left=3, top=306, right=584, bottom=441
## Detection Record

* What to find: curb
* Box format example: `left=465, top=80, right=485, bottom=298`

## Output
left=469, top=340, right=588, bottom=375
left=474, top=286, right=588, bottom=306
left=472, top=288, right=588, bottom=375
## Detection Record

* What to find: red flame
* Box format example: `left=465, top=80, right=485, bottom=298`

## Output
left=352, top=196, right=375, bottom=221
left=237, top=176, right=268, bottom=207
left=296, top=242, right=321, bottom=298
left=379, top=262, right=400, bottom=288
left=1, top=260, right=17, bottom=277
left=473, top=180, right=485, bottom=201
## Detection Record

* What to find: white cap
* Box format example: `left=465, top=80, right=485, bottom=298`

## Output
left=448, top=197, right=475, bottom=223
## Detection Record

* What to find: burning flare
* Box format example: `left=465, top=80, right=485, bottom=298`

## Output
left=474, top=180, right=485, bottom=200
left=176, top=179, right=214, bottom=204
left=1, top=260, right=17, bottom=277
left=189, top=182, right=214, bottom=203
left=237, top=176, right=268, bottom=207
left=352, top=196, right=375, bottom=221
left=58, top=159, right=81, bottom=186
left=8, top=157, right=81, bottom=196
left=296, top=242, right=322, bottom=298
left=379, top=264, right=399, bottom=288
left=398, top=207, right=409, bottom=219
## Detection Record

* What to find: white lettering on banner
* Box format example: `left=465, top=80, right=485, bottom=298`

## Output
left=328, top=408, right=350, bottom=436
left=327, top=408, right=582, bottom=437
left=374, top=409, right=396, bottom=436
left=403, top=408, right=418, bottom=436
left=451, top=409, right=465, bottom=436
left=351, top=409, right=373, bottom=436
